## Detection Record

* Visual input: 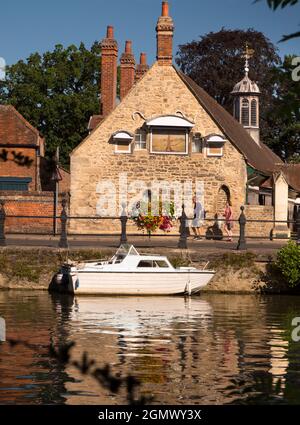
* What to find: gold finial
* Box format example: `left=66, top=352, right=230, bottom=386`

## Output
left=243, top=42, right=255, bottom=76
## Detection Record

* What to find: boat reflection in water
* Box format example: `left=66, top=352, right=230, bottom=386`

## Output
left=54, top=295, right=213, bottom=405
left=1, top=291, right=300, bottom=405
left=69, top=296, right=213, bottom=336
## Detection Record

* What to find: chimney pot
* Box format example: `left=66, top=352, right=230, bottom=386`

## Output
left=156, top=1, right=174, bottom=65
left=125, top=40, right=132, bottom=54
left=107, top=25, right=114, bottom=39
left=101, top=25, right=118, bottom=116
left=162, top=1, right=169, bottom=17
left=120, top=41, right=136, bottom=100
left=140, top=53, right=147, bottom=65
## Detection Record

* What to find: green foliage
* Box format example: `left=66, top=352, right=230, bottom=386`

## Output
left=176, top=29, right=281, bottom=141
left=176, top=29, right=300, bottom=161
left=169, top=256, right=191, bottom=269
left=264, top=55, right=300, bottom=161
left=210, top=252, right=257, bottom=271
left=0, top=42, right=101, bottom=167
left=0, top=249, right=111, bottom=283
left=276, top=241, right=300, bottom=287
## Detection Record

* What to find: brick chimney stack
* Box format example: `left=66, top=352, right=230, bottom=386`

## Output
left=120, top=40, right=136, bottom=100
left=156, top=1, right=174, bottom=66
left=100, top=25, right=118, bottom=117
left=135, top=53, right=149, bottom=82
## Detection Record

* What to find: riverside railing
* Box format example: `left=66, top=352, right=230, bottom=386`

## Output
left=0, top=200, right=300, bottom=251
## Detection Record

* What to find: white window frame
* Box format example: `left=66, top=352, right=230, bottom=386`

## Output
left=206, top=145, right=224, bottom=157
left=115, top=141, right=132, bottom=154
left=134, top=131, right=147, bottom=151
left=205, top=135, right=226, bottom=158
left=113, top=131, right=133, bottom=154
left=150, top=128, right=189, bottom=155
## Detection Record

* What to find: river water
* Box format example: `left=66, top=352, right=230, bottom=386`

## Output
left=0, top=291, right=300, bottom=405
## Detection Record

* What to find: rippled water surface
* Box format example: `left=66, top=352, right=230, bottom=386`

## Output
left=0, top=291, right=300, bottom=405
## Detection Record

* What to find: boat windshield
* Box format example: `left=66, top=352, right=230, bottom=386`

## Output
left=109, top=245, right=139, bottom=264
left=116, top=245, right=139, bottom=256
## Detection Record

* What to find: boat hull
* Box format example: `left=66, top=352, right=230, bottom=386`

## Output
left=51, top=270, right=215, bottom=296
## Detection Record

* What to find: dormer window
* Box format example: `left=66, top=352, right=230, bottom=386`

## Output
left=146, top=115, right=194, bottom=155
left=206, top=134, right=226, bottom=157
left=112, top=131, right=133, bottom=154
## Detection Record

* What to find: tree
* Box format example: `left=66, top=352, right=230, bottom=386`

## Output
left=176, top=29, right=281, bottom=140
left=263, top=55, right=300, bottom=161
left=257, top=0, right=300, bottom=41
left=0, top=42, right=101, bottom=167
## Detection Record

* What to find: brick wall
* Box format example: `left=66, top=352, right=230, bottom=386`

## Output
left=0, top=105, right=44, bottom=192
left=101, top=26, right=118, bottom=117
left=0, top=147, right=39, bottom=191
left=120, top=41, right=135, bottom=100
left=1, top=191, right=68, bottom=234
left=156, top=2, right=174, bottom=66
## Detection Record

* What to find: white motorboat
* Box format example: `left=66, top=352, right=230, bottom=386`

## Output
left=49, top=245, right=215, bottom=296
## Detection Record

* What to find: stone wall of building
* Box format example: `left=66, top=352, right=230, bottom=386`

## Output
left=70, top=63, right=248, bottom=234
left=244, top=205, right=274, bottom=239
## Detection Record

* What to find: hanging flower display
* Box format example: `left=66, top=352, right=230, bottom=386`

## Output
left=131, top=200, right=175, bottom=237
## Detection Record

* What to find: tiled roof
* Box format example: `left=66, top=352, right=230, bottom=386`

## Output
left=88, top=115, right=104, bottom=132
left=0, top=105, right=42, bottom=145
left=176, top=69, right=283, bottom=175
left=274, top=164, right=300, bottom=193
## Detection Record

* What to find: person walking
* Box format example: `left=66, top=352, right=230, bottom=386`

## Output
left=223, top=201, right=233, bottom=242
left=191, top=195, right=204, bottom=240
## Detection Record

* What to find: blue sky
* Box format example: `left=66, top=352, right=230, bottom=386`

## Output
left=0, top=0, right=299, bottom=66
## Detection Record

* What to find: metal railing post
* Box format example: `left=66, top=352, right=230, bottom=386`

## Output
left=120, top=204, right=128, bottom=245
left=297, top=207, right=300, bottom=246
left=58, top=199, right=69, bottom=249
left=0, top=201, right=6, bottom=247
left=178, top=204, right=188, bottom=250
left=237, top=206, right=247, bottom=251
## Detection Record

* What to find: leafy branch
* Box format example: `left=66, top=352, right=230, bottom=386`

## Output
left=7, top=339, right=152, bottom=405
left=255, top=0, right=300, bottom=41
left=0, top=148, right=34, bottom=167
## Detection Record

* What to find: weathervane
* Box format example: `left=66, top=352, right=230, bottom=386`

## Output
left=243, top=42, right=255, bottom=76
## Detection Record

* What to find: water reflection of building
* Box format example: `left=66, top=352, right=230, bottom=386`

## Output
left=0, top=292, right=71, bottom=404
left=60, top=295, right=267, bottom=404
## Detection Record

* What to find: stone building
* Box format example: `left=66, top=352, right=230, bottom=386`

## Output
left=70, top=1, right=291, bottom=237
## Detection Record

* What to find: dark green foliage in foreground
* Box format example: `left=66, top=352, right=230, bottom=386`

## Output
left=7, top=339, right=150, bottom=405
left=256, top=0, right=300, bottom=41
left=276, top=241, right=300, bottom=287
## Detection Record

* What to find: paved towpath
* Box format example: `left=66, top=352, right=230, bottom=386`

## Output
left=1, top=234, right=289, bottom=259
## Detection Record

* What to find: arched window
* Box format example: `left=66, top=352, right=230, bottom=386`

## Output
left=241, top=98, right=250, bottom=126
left=251, top=99, right=257, bottom=127
left=217, top=185, right=231, bottom=214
